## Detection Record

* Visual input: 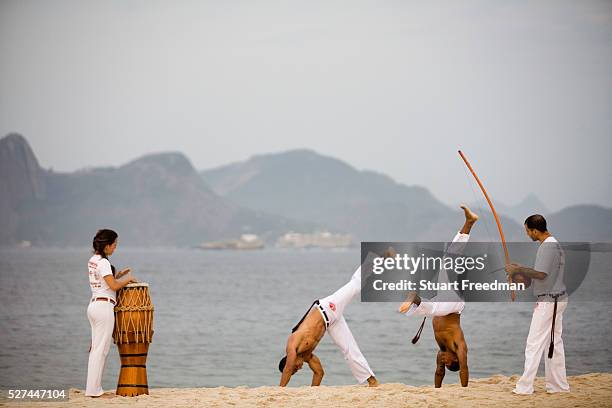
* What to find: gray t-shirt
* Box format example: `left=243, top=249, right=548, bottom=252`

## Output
left=532, top=236, right=567, bottom=297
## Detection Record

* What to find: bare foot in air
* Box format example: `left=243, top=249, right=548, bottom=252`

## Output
left=460, top=205, right=479, bottom=223
left=398, top=292, right=420, bottom=314
left=367, top=376, right=379, bottom=387
left=383, top=246, right=397, bottom=258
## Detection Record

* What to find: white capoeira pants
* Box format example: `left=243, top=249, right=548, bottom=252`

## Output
left=404, top=232, right=468, bottom=318
left=85, top=300, right=115, bottom=396
left=514, top=299, right=570, bottom=394
left=318, top=267, right=375, bottom=384
left=404, top=300, right=465, bottom=317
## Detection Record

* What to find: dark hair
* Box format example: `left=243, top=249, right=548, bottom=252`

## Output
left=448, top=361, right=460, bottom=372
left=278, top=356, right=287, bottom=373
left=524, top=214, right=547, bottom=233
left=92, top=229, right=118, bottom=259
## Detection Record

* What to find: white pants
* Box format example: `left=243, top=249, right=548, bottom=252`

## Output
left=86, top=301, right=115, bottom=396
left=318, top=267, right=375, bottom=383
left=405, top=232, right=468, bottom=317
left=405, top=300, right=465, bottom=317
left=514, top=299, right=569, bottom=394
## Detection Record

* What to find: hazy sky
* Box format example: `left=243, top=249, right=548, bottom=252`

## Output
left=1, top=0, right=611, bottom=211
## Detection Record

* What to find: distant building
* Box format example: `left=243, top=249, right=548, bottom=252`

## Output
left=198, top=234, right=264, bottom=250
left=19, top=240, right=32, bottom=248
left=277, top=231, right=352, bottom=249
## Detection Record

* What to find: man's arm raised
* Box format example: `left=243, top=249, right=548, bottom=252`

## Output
left=457, top=343, right=469, bottom=387
left=279, top=341, right=297, bottom=387
left=306, top=354, right=324, bottom=386
left=435, top=351, right=445, bottom=388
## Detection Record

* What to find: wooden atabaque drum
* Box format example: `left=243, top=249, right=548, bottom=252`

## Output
left=113, top=282, right=154, bottom=396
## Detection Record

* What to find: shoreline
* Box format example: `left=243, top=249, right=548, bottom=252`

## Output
left=7, top=373, right=611, bottom=407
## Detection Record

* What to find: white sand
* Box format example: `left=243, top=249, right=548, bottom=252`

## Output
left=4, top=373, right=612, bottom=407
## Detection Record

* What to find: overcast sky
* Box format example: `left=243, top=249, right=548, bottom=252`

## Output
left=1, top=0, right=611, bottom=211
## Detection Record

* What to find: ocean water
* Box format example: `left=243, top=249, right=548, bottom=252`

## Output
left=0, top=247, right=611, bottom=390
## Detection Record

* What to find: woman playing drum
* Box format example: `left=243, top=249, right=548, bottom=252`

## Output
left=86, top=229, right=136, bottom=397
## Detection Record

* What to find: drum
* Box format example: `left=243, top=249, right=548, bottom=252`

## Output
left=113, top=282, right=154, bottom=396
left=512, top=272, right=532, bottom=289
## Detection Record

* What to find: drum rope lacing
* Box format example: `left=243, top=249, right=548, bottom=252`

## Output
left=113, top=285, right=154, bottom=344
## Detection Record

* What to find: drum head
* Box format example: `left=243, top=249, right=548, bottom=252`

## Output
left=125, top=282, right=149, bottom=288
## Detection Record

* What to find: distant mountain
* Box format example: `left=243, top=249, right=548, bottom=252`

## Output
left=466, top=201, right=612, bottom=242
left=201, top=150, right=612, bottom=243
left=201, top=149, right=528, bottom=242
left=0, top=133, right=47, bottom=244
left=506, top=193, right=549, bottom=222
left=3, top=135, right=609, bottom=247
left=547, top=205, right=612, bottom=242
left=471, top=193, right=549, bottom=224
left=0, top=134, right=308, bottom=246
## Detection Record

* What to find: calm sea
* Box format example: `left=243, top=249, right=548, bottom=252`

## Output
left=0, top=248, right=611, bottom=390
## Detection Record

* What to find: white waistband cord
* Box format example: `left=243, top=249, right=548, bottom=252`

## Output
left=316, top=304, right=330, bottom=328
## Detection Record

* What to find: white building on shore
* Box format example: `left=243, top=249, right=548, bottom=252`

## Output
left=277, top=231, right=352, bottom=249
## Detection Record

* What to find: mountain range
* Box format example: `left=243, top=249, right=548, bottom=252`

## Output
left=2, top=133, right=611, bottom=246
left=0, top=133, right=307, bottom=246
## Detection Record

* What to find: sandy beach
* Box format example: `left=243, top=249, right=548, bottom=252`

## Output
left=2, top=373, right=610, bottom=408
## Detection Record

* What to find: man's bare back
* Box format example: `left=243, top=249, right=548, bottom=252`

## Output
left=279, top=307, right=326, bottom=386
left=433, top=313, right=469, bottom=387
left=292, top=308, right=327, bottom=357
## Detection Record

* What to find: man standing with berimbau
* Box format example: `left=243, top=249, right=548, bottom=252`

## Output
left=506, top=214, right=570, bottom=395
